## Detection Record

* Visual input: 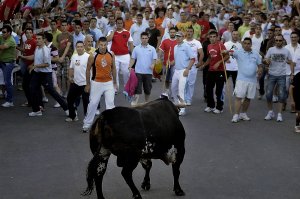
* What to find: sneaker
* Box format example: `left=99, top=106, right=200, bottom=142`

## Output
left=82, top=126, right=90, bottom=133
left=95, top=109, right=100, bottom=115
left=185, top=102, right=192, bottom=106
left=2, top=102, right=14, bottom=107
left=28, top=111, right=43, bottom=117
left=295, top=126, right=300, bottom=133
left=258, top=94, right=263, bottom=100
left=239, top=113, right=251, bottom=121
left=264, top=111, right=275, bottom=120
left=42, top=97, right=49, bottom=103
left=53, top=102, right=61, bottom=108
left=160, top=92, right=169, bottom=98
left=204, top=107, right=213, bottom=113
left=65, top=116, right=79, bottom=122
left=65, top=110, right=69, bottom=116
left=179, top=108, right=186, bottom=116
left=21, top=102, right=29, bottom=107
left=277, top=113, right=283, bottom=122
left=231, top=114, right=239, bottom=123
left=213, top=109, right=223, bottom=114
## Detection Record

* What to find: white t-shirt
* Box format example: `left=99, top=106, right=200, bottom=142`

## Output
left=285, top=43, right=300, bottom=75
left=183, top=39, right=202, bottom=65
left=282, top=29, right=292, bottom=45
left=69, top=52, right=90, bottom=86
left=224, top=41, right=242, bottom=71
left=251, top=34, right=264, bottom=54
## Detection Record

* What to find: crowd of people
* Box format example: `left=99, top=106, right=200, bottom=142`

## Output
left=0, top=0, right=300, bottom=132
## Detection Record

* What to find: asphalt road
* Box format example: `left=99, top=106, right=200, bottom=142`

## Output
left=1, top=73, right=300, bottom=199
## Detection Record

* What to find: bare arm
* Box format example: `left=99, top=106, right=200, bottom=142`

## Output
left=111, top=53, right=117, bottom=85
left=68, top=68, right=74, bottom=83
left=196, top=48, right=204, bottom=67
left=106, top=30, right=114, bottom=42
left=128, top=58, right=136, bottom=69
left=128, top=41, right=134, bottom=54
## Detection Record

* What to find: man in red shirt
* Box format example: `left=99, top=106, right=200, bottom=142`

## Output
left=201, top=30, right=229, bottom=113
left=158, top=27, right=177, bottom=96
left=198, top=12, right=211, bottom=43
left=107, top=17, right=134, bottom=93
left=0, top=0, right=20, bottom=21
left=18, top=28, right=37, bottom=106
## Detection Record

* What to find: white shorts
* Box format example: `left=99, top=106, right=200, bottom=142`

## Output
left=233, top=80, right=256, bottom=99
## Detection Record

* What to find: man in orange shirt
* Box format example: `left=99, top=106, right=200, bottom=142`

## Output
left=155, top=10, right=165, bottom=36
left=83, top=37, right=117, bottom=132
left=124, top=11, right=133, bottom=31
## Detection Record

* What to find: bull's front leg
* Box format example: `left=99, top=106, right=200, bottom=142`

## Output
left=140, top=159, right=152, bottom=191
left=172, top=145, right=185, bottom=196
left=121, top=161, right=142, bottom=199
left=95, top=148, right=111, bottom=199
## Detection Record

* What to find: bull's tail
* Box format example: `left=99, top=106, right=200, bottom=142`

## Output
left=82, top=153, right=101, bottom=196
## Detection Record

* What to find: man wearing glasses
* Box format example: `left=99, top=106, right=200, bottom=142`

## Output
left=0, top=25, right=16, bottom=107
left=264, top=34, right=294, bottom=122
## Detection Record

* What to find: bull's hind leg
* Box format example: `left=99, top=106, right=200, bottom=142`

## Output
left=95, top=148, right=111, bottom=199
left=172, top=145, right=185, bottom=196
left=83, top=147, right=111, bottom=199
left=121, top=161, right=142, bottom=199
left=140, top=159, right=152, bottom=191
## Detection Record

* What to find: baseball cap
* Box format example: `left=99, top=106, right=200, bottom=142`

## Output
left=175, top=31, right=184, bottom=37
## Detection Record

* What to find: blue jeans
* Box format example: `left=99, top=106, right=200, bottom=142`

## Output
left=0, top=61, right=15, bottom=102
left=266, top=75, right=286, bottom=103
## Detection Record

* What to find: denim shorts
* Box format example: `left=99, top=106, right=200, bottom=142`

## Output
left=266, top=75, right=286, bottom=103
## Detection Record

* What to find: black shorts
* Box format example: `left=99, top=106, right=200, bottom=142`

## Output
left=293, top=73, right=300, bottom=111
left=135, top=73, right=152, bottom=95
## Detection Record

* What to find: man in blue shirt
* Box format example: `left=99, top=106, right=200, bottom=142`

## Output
left=129, top=32, right=157, bottom=106
left=230, top=37, right=263, bottom=122
left=171, top=31, right=195, bottom=116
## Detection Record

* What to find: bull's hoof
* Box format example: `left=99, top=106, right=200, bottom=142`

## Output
left=141, top=180, right=151, bottom=190
left=132, top=194, right=142, bottom=199
left=174, top=188, right=185, bottom=196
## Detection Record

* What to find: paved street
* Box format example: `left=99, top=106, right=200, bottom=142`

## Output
left=1, top=73, right=300, bottom=199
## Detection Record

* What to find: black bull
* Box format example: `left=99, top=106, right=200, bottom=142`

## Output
left=83, top=98, right=186, bottom=199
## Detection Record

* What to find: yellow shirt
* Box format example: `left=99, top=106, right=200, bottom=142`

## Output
left=50, top=29, right=62, bottom=48
left=176, top=21, right=192, bottom=35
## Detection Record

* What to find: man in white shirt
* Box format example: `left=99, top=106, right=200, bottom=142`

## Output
left=284, top=32, right=300, bottom=112
left=224, top=30, right=242, bottom=88
left=96, top=8, right=108, bottom=33
left=250, top=24, right=264, bottom=54
left=130, top=14, right=149, bottom=47
left=65, top=41, right=91, bottom=122
left=184, top=26, right=203, bottom=106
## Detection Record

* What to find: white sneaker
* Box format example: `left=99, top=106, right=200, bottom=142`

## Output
left=264, top=111, right=274, bottom=120
left=179, top=108, right=186, bottom=116
left=213, top=109, right=223, bottom=114
left=2, top=102, right=14, bottom=107
left=295, top=126, right=300, bottom=133
left=53, top=102, right=60, bottom=108
left=231, top=114, right=239, bottom=123
left=28, top=111, right=43, bottom=117
left=42, top=97, right=49, bottom=103
left=239, top=113, right=251, bottom=121
left=65, top=110, right=69, bottom=116
left=65, top=116, right=79, bottom=122
left=95, top=109, right=100, bottom=115
left=185, top=102, right=191, bottom=106
left=82, top=125, right=90, bottom=133
left=204, top=107, right=213, bottom=112
left=276, top=113, right=283, bottom=122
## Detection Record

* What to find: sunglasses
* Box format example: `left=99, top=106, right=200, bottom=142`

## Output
left=176, top=35, right=182, bottom=37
